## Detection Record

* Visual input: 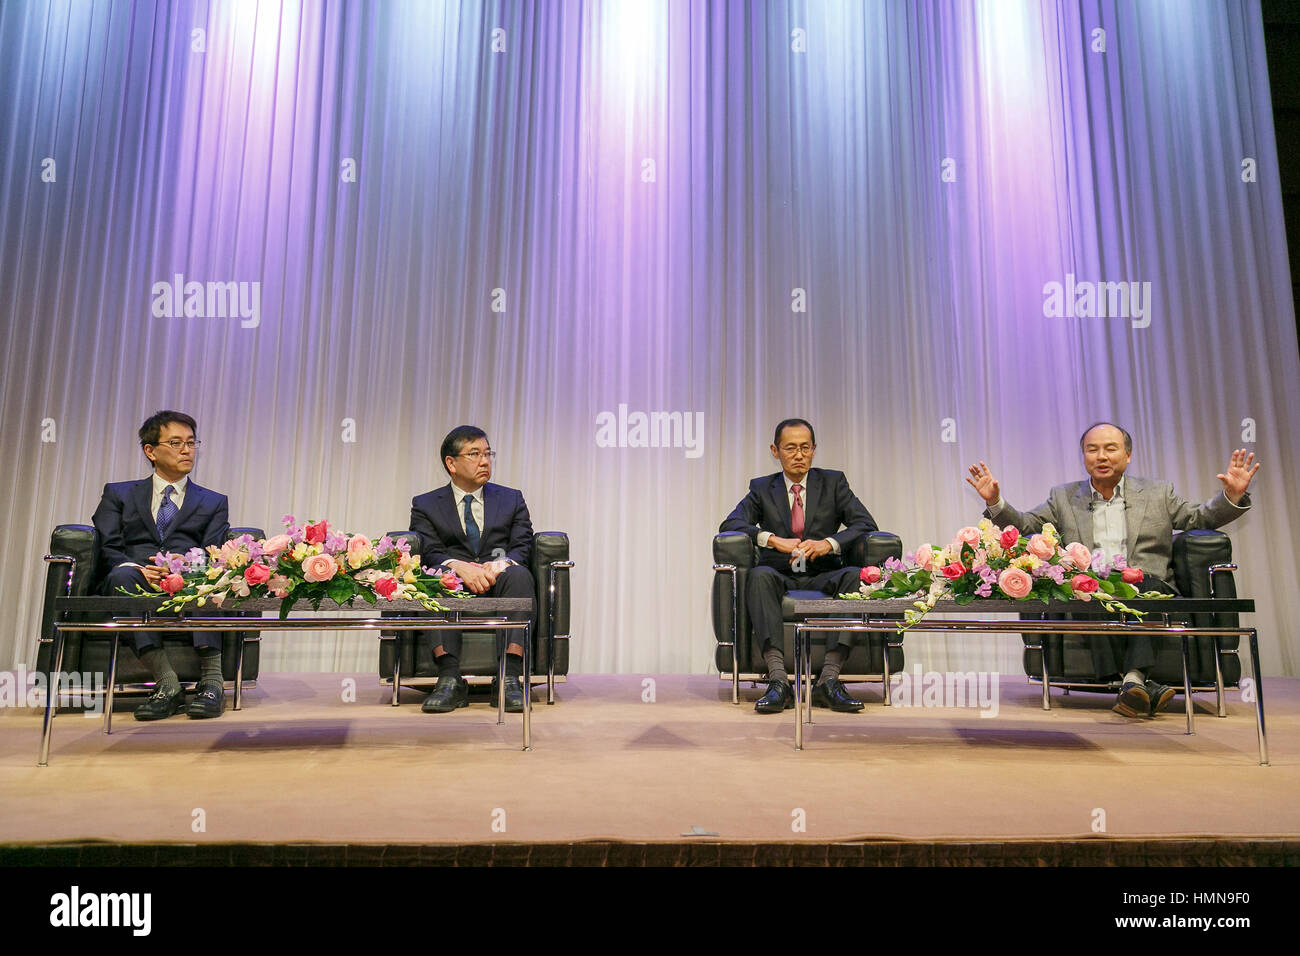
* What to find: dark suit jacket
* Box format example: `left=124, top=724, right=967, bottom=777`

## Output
left=986, top=475, right=1250, bottom=583
left=719, top=468, right=877, bottom=575
left=92, top=478, right=231, bottom=586
left=409, top=482, right=534, bottom=569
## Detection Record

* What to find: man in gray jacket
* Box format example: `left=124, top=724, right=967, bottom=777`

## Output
left=966, top=422, right=1259, bottom=719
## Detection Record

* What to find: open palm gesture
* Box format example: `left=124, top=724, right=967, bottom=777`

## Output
left=1217, top=449, right=1259, bottom=504
left=965, top=461, right=1000, bottom=504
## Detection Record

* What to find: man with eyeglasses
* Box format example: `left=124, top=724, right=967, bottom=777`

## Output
left=92, top=410, right=232, bottom=719
left=721, top=419, right=879, bottom=714
left=409, top=425, right=535, bottom=713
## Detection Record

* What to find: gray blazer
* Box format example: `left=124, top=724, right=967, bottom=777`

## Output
left=985, top=476, right=1250, bottom=583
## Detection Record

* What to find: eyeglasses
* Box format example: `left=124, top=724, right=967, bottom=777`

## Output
left=456, top=450, right=497, bottom=462
left=779, top=444, right=814, bottom=455
left=155, top=439, right=201, bottom=451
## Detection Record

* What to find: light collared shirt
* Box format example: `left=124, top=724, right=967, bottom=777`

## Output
left=1090, top=476, right=1127, bottom=561
left=151, top=473, right=188, bottom=520
left=757, top=473, right=841, bottom=554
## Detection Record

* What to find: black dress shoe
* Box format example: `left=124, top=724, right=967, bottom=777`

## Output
left=1112, top=680, right=1150, bottom=718
left=134, top=683, right=186, bottom=721
left=812, top=676, right=865, bottom=713
left=491, top=676, right=526, bottom=713
left=422, top=676, right=469, bottom=713
left=186, top=680, right=225, bottom=719
left=754, top=678, right=794, bottom=714
left=1146, top=680, right=1176, bottom=716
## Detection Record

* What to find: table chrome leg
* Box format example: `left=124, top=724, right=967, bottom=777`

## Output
left=881, top=628, right=891, bottom=706
left=523, top=623, right=532, bottom=751
left=391, top=637, right=402, bottom=707
left=233, top=628, right=245, bottom=712
left=1037, top=632, right=1050, bottom=711
left=1248, top=630, right=1268, bottom=766
left=1180, top=633, right=1194, bottom=736
left=497, top=632, right=507, bottom=726
left=38, top=625, right=68, bottom=766
left=1213, top=637, right=1226, bottom=718
left=104, top=632, right=119, bottom=735
left=793, top=626, right=804, bottom=751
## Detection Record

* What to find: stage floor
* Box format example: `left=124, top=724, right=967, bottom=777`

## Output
left=1, top=674, right=1296, bottom=846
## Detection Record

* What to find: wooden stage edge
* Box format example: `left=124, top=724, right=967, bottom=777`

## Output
left=3, top=838, right=1299, bottom=867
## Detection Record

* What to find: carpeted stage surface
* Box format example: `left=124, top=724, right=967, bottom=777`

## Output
left=1, top=675, right=1296, bottom=863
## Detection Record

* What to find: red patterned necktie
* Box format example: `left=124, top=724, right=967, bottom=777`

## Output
left=790, top=483, right=804, bottom=538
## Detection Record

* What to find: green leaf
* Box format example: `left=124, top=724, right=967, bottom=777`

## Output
left=1098, top=579, right=1116, bottom=595
left=278, top=597, right=294, bottom=620
left=359, top=590, right=377, bottom=605
left=1052, top=584, right=1073, bottom=602
left=326, top=577, right=353, bottom=605
left=954, top=593, right=975, bottom=606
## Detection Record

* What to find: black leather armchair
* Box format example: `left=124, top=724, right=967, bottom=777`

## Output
left=711, top=531, right=905, bottom=703
left=1022, top=529, right=1242, bottom=709
left=35, top=524, right=265, bottom=699
left=378, top=531, right=573, bottom=704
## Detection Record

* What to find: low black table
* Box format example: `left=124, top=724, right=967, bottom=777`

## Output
left=783, top=597, right=1266, bottom=763
left=39, top=596, right=533, bottom=765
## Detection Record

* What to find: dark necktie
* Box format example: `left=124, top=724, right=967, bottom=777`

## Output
left=790, top=483, right=805, bottom=538
left=156, top=485, right=178, bottom=540
left=463, top=493, right=481, bottom=555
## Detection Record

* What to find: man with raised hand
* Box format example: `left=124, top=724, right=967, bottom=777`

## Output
left=93, top=410, right=231, bottom=720
left=721, top=419, right=878, bottom=714
left=410, top=426, right=534, bottom=714
left=966, top=422, right=1259, bottom=718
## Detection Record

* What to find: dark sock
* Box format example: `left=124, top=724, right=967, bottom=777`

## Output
left=504, top=653, right=523, bottom=678
left=436, top=653, right=461, bottom=679
left=819, top=647, right=847, bottom=683
left=140, top=647, right=179, bottom=692
left=197, top=647, right=223, bottom=684
left=762, top=646, right=786, bottom=682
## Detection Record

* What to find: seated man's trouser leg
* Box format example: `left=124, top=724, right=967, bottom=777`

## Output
left=433, top=564, right=536, bottom=662
left=747, top=565, right=863, bottom=655
left=1088, top=576, right=1179, bottom=677
left=100, top=566, right=221, bottom=655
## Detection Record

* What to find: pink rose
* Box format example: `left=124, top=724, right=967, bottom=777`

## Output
left=160, top=573, right=185, bottom=595
left=1121, top=567, right=1144, bottom=585
left=914, top=545, right=934, bottom=572
left=305, top=520, right=328, bottom=545
left=262, top=534, right=293, bottom=556
left=1065, top=542, right=1092, bottom=570
left=860, top=566, right=882, bottom=585
left=244, top=563, right=271, bottom=587
left=1000, top=526, right=1019, bottom=549
left=1027, top=534, right=1055, bottom=560
left=374, top=575, right=398, bottom=600
left=347, top=534, right=372, bottom=555
left=440, top=572, right=462, bottom=592
left=956, top=526, right=981, bottom=548
left=998, top=567, right=1033, bottom=599
left=941, top=561, right=967, bottom=580
left=301, top=553, right=338, bottom=583
left=1071, top=574, right=1099, bottom=594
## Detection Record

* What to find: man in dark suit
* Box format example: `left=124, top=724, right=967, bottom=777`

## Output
left=92, top=410, right=231, bottom=720
left=967, top=422, right=1259, bottom=718
left=409, top=425, right=535, bottom=713
left=721, top=419, right=878, bottom=714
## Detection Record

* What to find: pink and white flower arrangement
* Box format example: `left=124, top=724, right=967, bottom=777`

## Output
left=124, top=516, right=471, bottom=616
left=843, top=519, right=1167, bottom=629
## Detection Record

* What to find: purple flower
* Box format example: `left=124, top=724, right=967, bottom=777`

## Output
left=375, top=536, right=394, bottom=557
left=184, top=547, right=206, bottom=567
left=325, top=530, right=349, bottom=552
left=167, top=555, right=186, bottom=574
left=1110, top=554, right=1127, bottom=570
left=975, top=581, right=993, bottom=598
left=281, top=514, right=296, bottom=528
left=883, top=556, right=905, bottom=573
left=903, top=550, right=916, bottom=565
left=1090, top=549, right=1113, bottom=577
left=1043, top=564, right=1066, bottom=585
